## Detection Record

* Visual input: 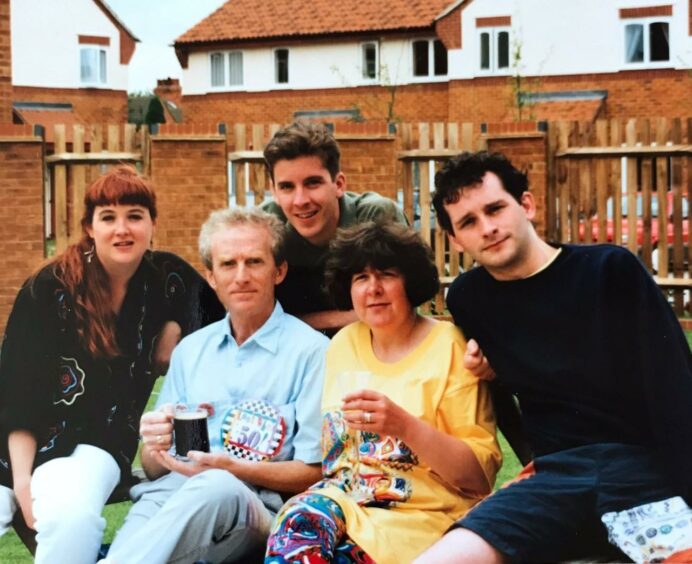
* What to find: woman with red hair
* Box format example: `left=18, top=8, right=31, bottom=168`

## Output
left=0, top=166, right=223, bottom=563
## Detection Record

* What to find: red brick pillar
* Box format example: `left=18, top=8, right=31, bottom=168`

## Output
left=0, top=0, right=12, bottom=123
left=0, top=125, right=46, bottom=334
left=482, top=121, right=549, bottom=237
left=149, top=124, right=228, bottom=271
left=336, top=122, right=398, bottom=199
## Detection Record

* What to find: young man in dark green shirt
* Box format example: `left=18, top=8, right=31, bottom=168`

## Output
left=262, top=121, right=407, bottom=335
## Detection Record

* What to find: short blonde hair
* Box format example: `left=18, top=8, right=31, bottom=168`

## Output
left=198, top=207, right=286, bottom=269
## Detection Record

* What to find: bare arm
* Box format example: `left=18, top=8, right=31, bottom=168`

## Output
left=139, top=408, right=175, bottom=480
left=154, top=450, right=322, bottom=493
left=8, top=430, right=37, bottom=529
left=300, top=309, right=358, bottom=332
left=343, top=391, right=491, bottom=496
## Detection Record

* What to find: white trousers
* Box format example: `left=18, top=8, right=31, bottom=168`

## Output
left=106, top=469, right=275, bottom=564
left=0, top=483, right=17, bottom=537
left=31, top=444, right=120, bottom=564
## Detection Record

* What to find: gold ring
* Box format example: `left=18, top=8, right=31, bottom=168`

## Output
left=364, top=412, right=372, bottom=424
left=156, top=434, right=163, bottom=444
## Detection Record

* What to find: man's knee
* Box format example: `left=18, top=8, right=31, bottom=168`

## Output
left=414, top=527, right=504, bottom=564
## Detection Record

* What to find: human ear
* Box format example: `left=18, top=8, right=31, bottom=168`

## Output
left=334, top=172, right=347, bottom=197
left=520, top=191, right=537, bottom=220
left=205, top=268, right=218, bottom=291
left=274, top=261, right=288, bottom=285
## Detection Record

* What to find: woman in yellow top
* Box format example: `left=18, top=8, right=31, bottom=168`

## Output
left=265, top=222, right=501, bottom=564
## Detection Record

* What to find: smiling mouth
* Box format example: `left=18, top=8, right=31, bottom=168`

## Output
left=294, top=210, right=318, bottom=220
left=113, top=241, right=134, bottom=248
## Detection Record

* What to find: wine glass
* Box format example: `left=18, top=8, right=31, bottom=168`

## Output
left=335, top=370, right=372, bottom=502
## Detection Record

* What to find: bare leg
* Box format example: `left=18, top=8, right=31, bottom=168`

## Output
left=414, top=528, right=506, bottom=564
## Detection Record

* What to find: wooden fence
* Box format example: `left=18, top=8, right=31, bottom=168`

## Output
left=551, top=117, right=692, bottom=314
left=36, top=119, right=691, bottom=318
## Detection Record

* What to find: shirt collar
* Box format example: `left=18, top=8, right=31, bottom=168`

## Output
left=216, top=301, right=284, bottom=354
left=338, top=192, right=358, bottom=227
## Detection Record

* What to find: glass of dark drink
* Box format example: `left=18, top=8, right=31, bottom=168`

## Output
left=173, top=404, right=210, bottom=459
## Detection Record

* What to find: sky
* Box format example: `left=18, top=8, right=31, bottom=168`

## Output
left=106, top=0, right=227, bottom=93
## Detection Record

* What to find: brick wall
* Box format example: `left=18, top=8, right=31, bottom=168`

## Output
left=436, top=8, right=461, bottom=50
left=0, top=125, right=45, bottom=334
left=149, top=125, right=229, bottom=271
left=449, top=69, right=692, bottom=124
left=0, top=0, right=11, bottom=123
left=483, top=122, right=549, bottom=237
left=13, top=86, right=128, bottom=123
left=184, top=68, right=689, bottom=126
left=182, top=82, right=450, bottom=125
left=336, top=124, right=399, bottom=199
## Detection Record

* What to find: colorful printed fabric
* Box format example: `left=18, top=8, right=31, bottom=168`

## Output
left=601, top=496, right=692, bottom=562
left=317, top=409, right=415, bottom=506
left=266, top=492, right=374, bottom=564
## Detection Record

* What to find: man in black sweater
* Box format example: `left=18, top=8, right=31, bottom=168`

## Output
left=416, top=151, right=692, bottom=563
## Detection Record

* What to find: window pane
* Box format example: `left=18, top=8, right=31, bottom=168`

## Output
left=362, top=43, right=377, bottom=79
left=433, top=40, right=448, bottom=75
left=275, top=49, right=289, bottom=83
left=99, top=49, right=107, bottom=83
left=413, top=40, right=429, bottom=76
left=649, top=22, right=669, bottom=61
left=625, top=24, right=644, bottom=63
left=211, top=53, right=225, bottom=86
left=497, top=31, right=509, bottom=69
left=480, top=33, right=490, bottom=69
left=81, top=48, right=97, bottom=82
left=228, top=51, right=243, bottom=85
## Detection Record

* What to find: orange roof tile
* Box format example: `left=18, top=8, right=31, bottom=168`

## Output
left=176, top=0, right=455, bottom=45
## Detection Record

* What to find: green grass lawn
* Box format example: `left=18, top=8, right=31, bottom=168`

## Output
left=2, top=329, right=690, bottom=561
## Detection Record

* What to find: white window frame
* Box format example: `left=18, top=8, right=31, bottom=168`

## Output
left=361, top=41, right=379, bottom=82
left=274, top=48, right=290, bottom=85
left=477, top=27, right=511, bottom=75
left=411, top=38, right=448, bottom=80
left=80, top=45, right=107, bottom=86
left=209, top=51, right=244, bottom=89
left=622, top=17, right=671, bottom=67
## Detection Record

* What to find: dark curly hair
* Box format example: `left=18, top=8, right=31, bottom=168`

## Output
left=433, top=151, right=528, bottom=234
left=324, top=222, right=439, bottom=310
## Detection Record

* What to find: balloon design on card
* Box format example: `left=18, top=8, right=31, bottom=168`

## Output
left=221, top=399, right=286, bottom=461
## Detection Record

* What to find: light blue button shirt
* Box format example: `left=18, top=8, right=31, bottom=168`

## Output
left=157, top=302, right=328, bottom=464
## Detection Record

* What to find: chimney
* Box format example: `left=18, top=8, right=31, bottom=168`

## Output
left=154, top=77, right=182, bottom=108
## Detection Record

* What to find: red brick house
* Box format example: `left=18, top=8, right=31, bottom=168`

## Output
left=171, top=0, right=691, bottom=124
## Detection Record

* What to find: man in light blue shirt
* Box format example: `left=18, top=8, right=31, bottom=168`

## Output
left=106, top=208, right=328, bottom=563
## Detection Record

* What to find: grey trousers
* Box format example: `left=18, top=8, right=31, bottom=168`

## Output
left=106, top=469, right=275, bottom=564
